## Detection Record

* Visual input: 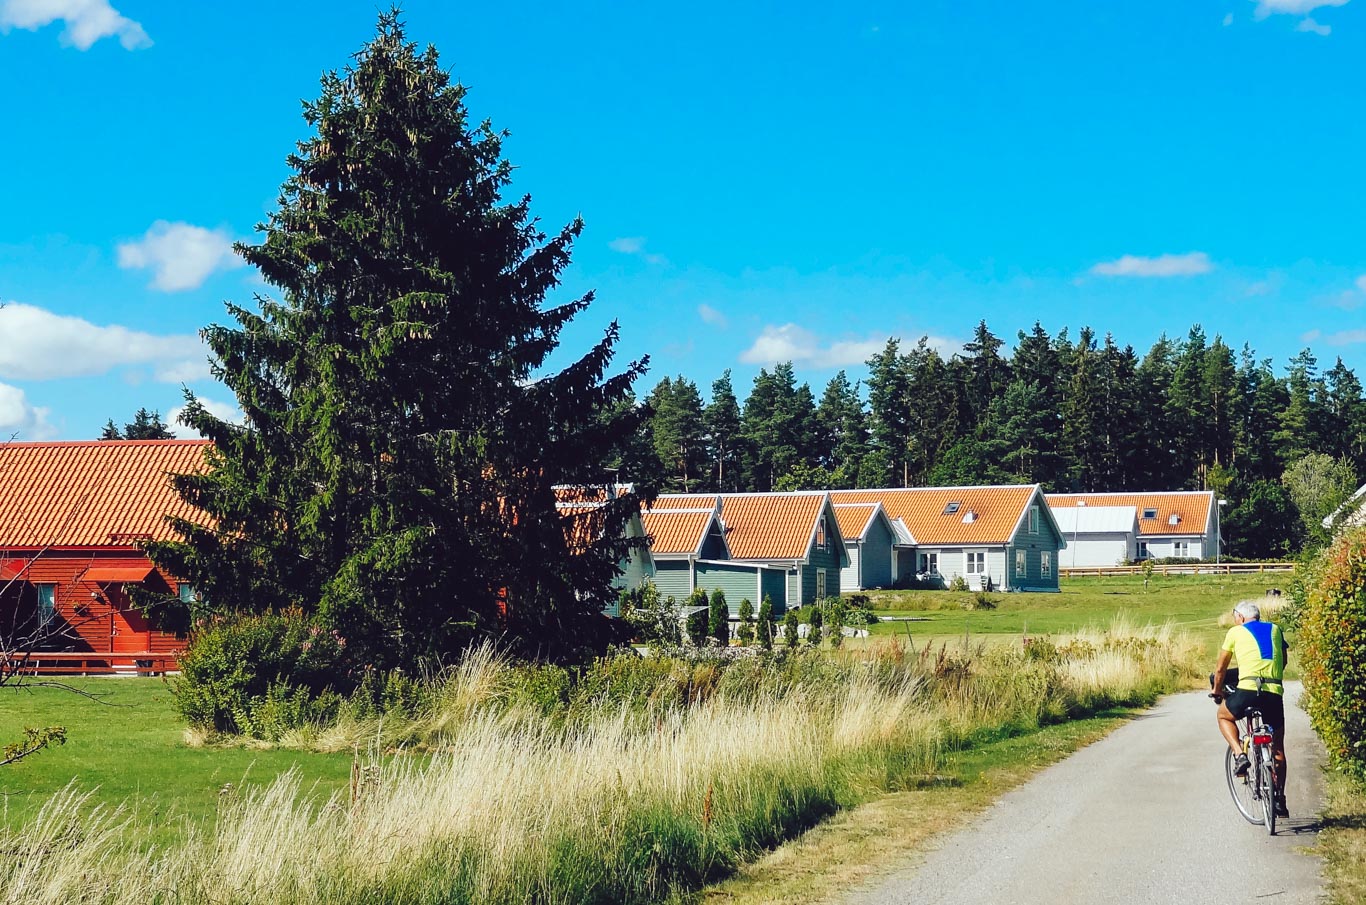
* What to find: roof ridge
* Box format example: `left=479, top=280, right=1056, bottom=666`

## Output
left=0, top=439, right=211, bottom=449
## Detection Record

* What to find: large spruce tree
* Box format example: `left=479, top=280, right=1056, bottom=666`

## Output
left=150, top=13, right=648, bottom=665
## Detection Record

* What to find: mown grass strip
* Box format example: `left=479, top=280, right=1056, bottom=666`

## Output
left=1319, top=772, right=1366, bottom=905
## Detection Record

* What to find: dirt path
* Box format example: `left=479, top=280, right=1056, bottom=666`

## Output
left=846, top=683, right=1326, bottom=905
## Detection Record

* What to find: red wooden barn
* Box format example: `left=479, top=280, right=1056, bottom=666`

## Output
left=0, top=440, right=209, bottom=671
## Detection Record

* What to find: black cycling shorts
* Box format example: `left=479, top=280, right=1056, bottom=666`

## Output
left=1225, top=689, right=1286, bottom=739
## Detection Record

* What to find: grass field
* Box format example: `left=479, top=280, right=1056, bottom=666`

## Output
left=0, top=679, right=352, bottom=841
left=857, top=572, right=1291, bottom=656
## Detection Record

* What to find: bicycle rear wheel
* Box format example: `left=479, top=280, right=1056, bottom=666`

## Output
left=1226, top=747, right=1261, bottom=824
left=1259, top=748, right=1277, bottom=835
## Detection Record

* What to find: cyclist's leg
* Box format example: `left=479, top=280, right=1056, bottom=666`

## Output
left=1264, top=693, right=1288, bottom=794
left=1217, top=698, right=1242, bottom=754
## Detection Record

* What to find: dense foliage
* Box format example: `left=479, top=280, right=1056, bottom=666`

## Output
left=149, top=14, right=648, bottom=667
left=632, top=322, right=1364, bottom=556
left=1296, top=528, right=1366, bottom=780
left=99, top=407, right=175, bottom=440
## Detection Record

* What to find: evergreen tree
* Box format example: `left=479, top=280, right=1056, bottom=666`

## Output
left=99, top=420, right=122, bottom=440
left=708, top=588, right=729, bottom=644
left=1224, top=480, right=1300, bottom=559
left=648, top=375, right=707, bottom=492
left=100, top=408, right=176, bottom=440
left=742, top=363, right=818, bottom=491
left=1061, top=328, right=1104, bottom=490
left=705, top=370, right=745, bottom=491
left=736, top=598, right=755, bottom=645
left=816, top=370, right=867, bottom=482
left=757, top=595, right=775, bottom=650
left=1276, top=349, right=1326, bottom=464
left=865, top=339, right=911, bottom=486
left=148, top=14, right=648, bottom=668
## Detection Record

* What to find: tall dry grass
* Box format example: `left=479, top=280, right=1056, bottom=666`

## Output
left=0, top=620, right=1202, bottom=905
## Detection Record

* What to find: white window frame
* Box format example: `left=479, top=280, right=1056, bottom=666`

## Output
left=920, top=552, right=939, bottom=574
left=1137, top=541, right=1150, bottom=560
left=1040, top=551, right=1052, bottom=578
left=1173, top=540, right=1190, bottom=558
left=966, top=550, right=985, bottom=575
left=1015, top=548, right=1026, bottom=574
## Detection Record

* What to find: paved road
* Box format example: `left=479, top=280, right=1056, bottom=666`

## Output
left=847, top=684, right=1326, bottom=905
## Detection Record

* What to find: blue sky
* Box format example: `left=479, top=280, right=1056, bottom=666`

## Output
left=2, top=0, right=1365, bottom=439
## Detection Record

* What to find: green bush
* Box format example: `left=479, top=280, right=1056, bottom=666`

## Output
left=807, top=607, right=823, bottom=647
left=1298, top=528, right=1366, bottom=779
left=736, top=599, right=755, bottom=646
left=685, top=606, right=709, bottom=646
left=172, top=609, right=350, bottom=737
left=949, top=574, right=969, bottom=592
left=783, top=610, right=799, bottom=649
left=757, top=596, right=775, bottom=650
left=708, top=589, right=730, bottom=645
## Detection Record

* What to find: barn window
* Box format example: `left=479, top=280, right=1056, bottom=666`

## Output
left=37, top=584, right=55, bottom=625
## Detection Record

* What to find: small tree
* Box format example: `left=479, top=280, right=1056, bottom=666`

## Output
left=783, top=610, right=800, bottom=649
left=757, top=595, right=775, bottom=650
left=807, top=606, right=823, bottom=647
left=736, top=598, right=755, bottom=645
left=708, top=588, right=730, bottom=645
left=685, top=607, right=709, bottom=646
left=826, top=598, right=846, bottom=649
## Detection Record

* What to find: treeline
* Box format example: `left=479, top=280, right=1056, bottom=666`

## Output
left=610, top=321, right=1366, bottom=558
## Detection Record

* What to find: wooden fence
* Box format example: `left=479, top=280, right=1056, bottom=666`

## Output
left=1059, top=562, right=1295, bottom=578
left=0, top=651, right=178, bottom=676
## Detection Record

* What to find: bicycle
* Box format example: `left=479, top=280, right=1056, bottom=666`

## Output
left=1211, top=671, right=1280, bottom=835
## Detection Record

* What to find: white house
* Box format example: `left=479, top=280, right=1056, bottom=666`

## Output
left=1051, top=505, right=1138, bottom=568
left=1046, top=491, right=1219, bottom=562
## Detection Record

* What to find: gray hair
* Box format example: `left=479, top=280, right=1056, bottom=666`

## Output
left=1233, top=600, right=1261, bottom=621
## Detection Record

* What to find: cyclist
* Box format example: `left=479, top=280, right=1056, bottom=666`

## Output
left=1212, top=600, right=1289, bottom=818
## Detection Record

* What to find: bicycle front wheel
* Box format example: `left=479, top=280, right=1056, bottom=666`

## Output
left=1226, top=747, right=1261, bottom=824
left=1259, top=750, right=1277, bottom=835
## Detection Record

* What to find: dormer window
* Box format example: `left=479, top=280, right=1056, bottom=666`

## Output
left=944, top=502, right=961, bottom=515
left=1168, top=514, right=1182, bottom=526
left=1142, top=508, right=1158, bottom=519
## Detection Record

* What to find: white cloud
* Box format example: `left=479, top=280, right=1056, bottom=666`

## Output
left=1297, top=15, right=1332, bottom=33
left=0, top=301, right=205, bottom=381
left=740, top=323, right=957, bottom=368
left=0, top=0, right=150, bottom=49
left=1301, top=329, right=1322, bottom=343
left=608, top=236, right=667, bottom=265
left=1322, top=329, right=1366, bottom=346
left=697, top=303, right=728, bottom=328
left=117, top=221, right=244, bottom=292
left=169, top=396, right=242, bottom=439
left=1251, top=0, right=1348, bottom=18
left=0, top=382, right=54, bottom=440
left=1353, top=275, right=1366, bottom=293
left=1224, top=12, right=1236, bottom=24
left=1090, top=252, right=1214, bottom=278
left=608, top=237, right=645, bottom=254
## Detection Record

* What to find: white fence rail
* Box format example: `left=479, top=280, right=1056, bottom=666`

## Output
left=1060, top=562, right=1295, bottom=578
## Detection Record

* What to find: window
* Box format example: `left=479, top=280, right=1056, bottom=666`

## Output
left=1173, top=540, right=1190, bottom=558
left=816, top=516, right=827, bottom=551
left=943, top=502, right=961, bottom=515
left=37, top=584, right=55, bottom=626
left=966, top=551, right=985, bottom=574
left=1015, top=549, right=1026, bottom=574
left=816, top=568, right=826, bottom=599
left=1142, top=508, right=1158, bottom=519
left=1137, top=541, right=1150, bottom=560
left=178, top=584, right=197, bottom=605
left=919, top=552, right=939, bottom=574
left=1041, top=551, right=1052, bottom=578
left=1029, top=506, right=1039, bottom=534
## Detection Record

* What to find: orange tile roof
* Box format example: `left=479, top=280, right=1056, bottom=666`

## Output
left=640, top=508, right=717, bottom=556
left=0, top=440, right=210, bottom=548
left=717, top=492, right=830, bottom=561
left=833, top=503, right=879, bottom=541
left=830, top=486, right=1039, bottom=546
left=1046, top=492, right=1213, bottom=537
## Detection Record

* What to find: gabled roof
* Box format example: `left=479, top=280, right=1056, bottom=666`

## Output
left=1050, top=505, right=1139, bottom=535
left=641, top=497, right=724, bottom=557
left=0, top=440, right=210, bottom=548
left=553, top=484, right=647, bottom=561
left=1046, top=492, right=1213, bottom=538
left=833, top=502, right=881, bottom=542
left=653, top=491, right=844, bottom=562
left=830, top=485, right=1043, bottom=546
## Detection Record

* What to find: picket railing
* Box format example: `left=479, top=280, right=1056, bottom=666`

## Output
left=1060, top=562, right=1295, bottom=578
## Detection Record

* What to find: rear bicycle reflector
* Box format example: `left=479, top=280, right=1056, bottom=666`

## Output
left=1252, top=733, right=1273, bottom=745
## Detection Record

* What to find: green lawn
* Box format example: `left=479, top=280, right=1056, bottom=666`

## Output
left=857, top=572, right=1293, bottom=656
left=0, top=679, right=352, bottom=842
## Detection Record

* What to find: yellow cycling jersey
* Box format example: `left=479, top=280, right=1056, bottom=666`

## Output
left=1221, top=620, right=1286, bottom=695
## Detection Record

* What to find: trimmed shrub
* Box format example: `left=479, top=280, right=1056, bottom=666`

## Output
left=736, top=599, right=755, bottom=646
left=1297, top=528, right=1366, bottom=779
left=685, top=607, right=709, bottom=647
left=807, top=607, right=823, bottom=647
left=708, top=589, right=730, bottom=645
left=783, top=610, right=799, bottom=649
left=757, top=596, right=775, bottom=650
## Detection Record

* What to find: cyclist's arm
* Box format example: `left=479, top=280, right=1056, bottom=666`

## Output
left=1213, top=649, right=1233, bottom=695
